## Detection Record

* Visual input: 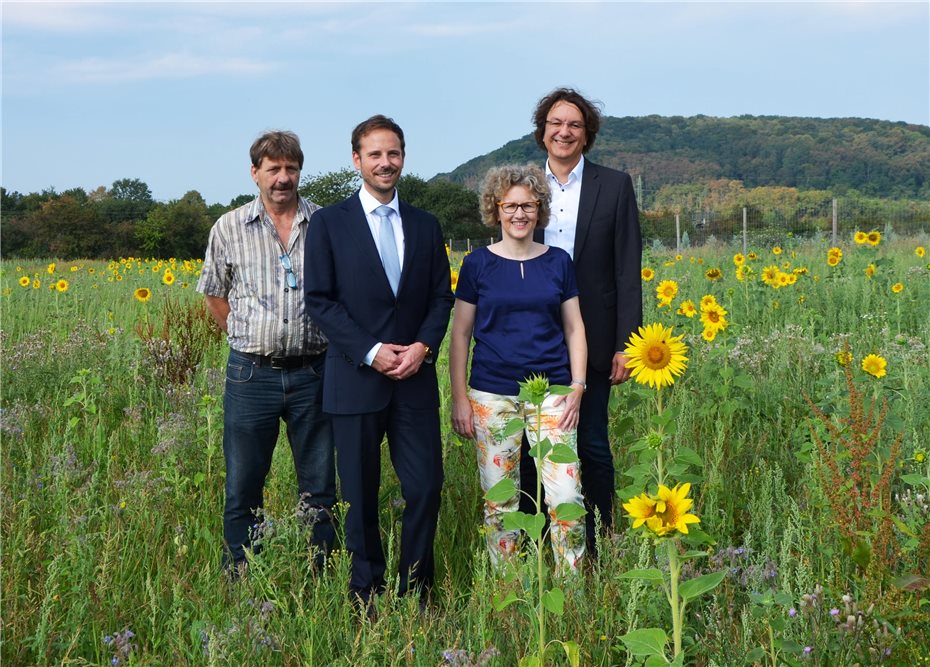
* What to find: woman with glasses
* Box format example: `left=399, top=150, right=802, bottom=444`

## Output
left=449, top=164, right=587, bottom=574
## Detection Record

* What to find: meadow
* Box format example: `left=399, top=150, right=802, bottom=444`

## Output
left=2, top=233, right=928, bottom=666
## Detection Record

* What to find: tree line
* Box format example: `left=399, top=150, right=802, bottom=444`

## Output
left=0, top=171, right=486, bottom=260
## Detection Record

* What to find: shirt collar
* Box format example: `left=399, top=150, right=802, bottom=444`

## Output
left=358, top=186, right=399, bottom=217
left=245, top=195, right=313, bottom=224
left=545, top=155, right=585, bottom=185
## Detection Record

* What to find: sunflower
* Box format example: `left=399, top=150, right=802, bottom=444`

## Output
left=649, top=483, right=701, bottom=536
left=700, top=302, right=728, bottom=332
left=761, top=265, right=780, bottom=286
left=776, top=272, right=791, bottom=288
left=891, top=282, right=904, bottom=294
left=854, top=231, right=868, bottom=245
left=32, top=279, right=41, bottom=289
left=623, top=323, right=689, bottom=389
left=705, top=267, right=723, bottom=281
left=162, top=271, right=176, bottom=286
left=735, top=266, right=746, bottom=282
left=641, top=267, right=655, bottom=282
left=622, top=492, right=658, bottom=530
left=677, top=300, right=697, bottom=318
left=18, top=276, right=30, bottom=287
left=55, top=279, right=69, bottom=292
left=732, top=253, right=745, bottom=267
left=864, top=263, right=876, bottom=278
left=699, top=294, right=717, bottom=309
left=47, top=262, right=56, bottom=274
left=828, top=246, right=842, bottom=259
left=674, top=254, right=683, bottom=262
left=772, top=246, right=782, bottom=255
left=134, top=287, right=152, bottom=303
left=656, top=279, right=678, bottom=303
left=835, top=350, right=853, bottom=367
left=747, top=251, right=759, bottom=261
left=450, top=269, right=459, bottom=292
left=785, top=273, right=797, bottom=285
left=861, top=354, right=887, bottom=379
left=916, top=246, right=926, bottom=258
left=826, top=255, right=840, bottom=267
left=866, top=231, right=881, bottom=246
left=701, top=328, right=717, bottom=342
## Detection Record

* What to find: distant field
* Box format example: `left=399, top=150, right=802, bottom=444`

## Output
left=2, top=236, right=928, bottom=665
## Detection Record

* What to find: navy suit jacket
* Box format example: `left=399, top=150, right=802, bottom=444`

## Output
left=537, top=160, right=643, bottom=372
left=305, top=192, right=454, bottom=415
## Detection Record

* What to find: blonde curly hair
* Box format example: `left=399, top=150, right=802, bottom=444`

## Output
left=479, top=164, right=551, bottom=229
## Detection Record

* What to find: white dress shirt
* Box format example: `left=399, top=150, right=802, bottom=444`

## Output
left=545, top=156, right=585, bottom=260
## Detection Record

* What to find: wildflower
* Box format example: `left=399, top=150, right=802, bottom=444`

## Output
left=450, top=268, right=459, bottom=292
left=18, top=276, right=30, bottom=287
left=47, top=262, right=56, bottom=274
left=732, top=253, right=745, bottom=267
left=789, top=607, right=797, bottom=618
left=761, top=265, right=780, bottom=286
left=772, top=246, right=782, bottom=255
left=134, top=287, right=152, bottom=303
left=705, top=267, right=722, bottom=281
left=674, top=254, right=683, bottom=261
left=699, top=294, right=717, bottom=309
left=55, top=279, right=69, bottom=293
left=826, top=254, right=840, bottom=267
left=854, top=231, right=868, bottom=245
left=735, top=266, right=746, bottom=282
left=32, top=279, right=41, bottom=289
left=864, top=263, right=876, bottom=278
left=747, top=251, right=758, bottom=261
left=656, top=279, right=678, bottom=304
left=914, top=451, right=926, bottom=463
left=623, top=323, right=689, bottom=389
left=830, top=608, right=840, bottom=617
left=803, top=646, right=813, bottom=655
left=162, top=270, right=176, bottom=286
left=641, top=267, right=655, bottom=282
left=835, top=350, right=853, bottom=367
left=866, top=230, right=881, bottom=246
left=891, top=282, right=903, bottom=294
left=702, top=328, right=716, bottom=342
left=677, top=300, right=696, bottom=318
left=861, top=354, right=887, bottom=379
left=916, top=246, right=926, bottom=258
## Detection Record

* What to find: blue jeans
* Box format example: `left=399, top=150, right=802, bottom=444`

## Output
left=222, top=349, right=335, bottom=567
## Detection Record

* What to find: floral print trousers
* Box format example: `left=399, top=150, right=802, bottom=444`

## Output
left=468, top=388, right=586, bottom=574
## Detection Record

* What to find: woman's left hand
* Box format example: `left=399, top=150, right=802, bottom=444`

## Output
left=554, top=386, right=584, bottom=431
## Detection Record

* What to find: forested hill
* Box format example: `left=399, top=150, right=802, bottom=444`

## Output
left=435, top=115, right=930, bottom=205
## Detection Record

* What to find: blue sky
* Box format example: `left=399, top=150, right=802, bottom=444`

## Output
left=2, top=1, right=928, bottom=205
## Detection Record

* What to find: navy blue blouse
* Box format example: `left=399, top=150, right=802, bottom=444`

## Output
left=455, top=245, right=579, bottom=395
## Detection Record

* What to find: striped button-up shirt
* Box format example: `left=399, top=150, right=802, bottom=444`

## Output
left=197, top=196, right=327, bottom=356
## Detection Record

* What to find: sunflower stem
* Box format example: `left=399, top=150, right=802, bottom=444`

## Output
left=667, top=539, right=683, bottom=658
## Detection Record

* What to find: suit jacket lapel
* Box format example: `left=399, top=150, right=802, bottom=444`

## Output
left=574, top=161, right=599, bottom=259
left=344, top=195, right=394, bottom=292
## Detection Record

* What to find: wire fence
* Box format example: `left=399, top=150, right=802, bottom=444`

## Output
left=447, top=198, right=930, bottom=253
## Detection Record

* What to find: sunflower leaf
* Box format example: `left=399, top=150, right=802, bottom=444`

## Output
left=553, top=502, right=586, bottom=522
left=679, top=570, right=727, bottom=601
left=485, top=478, right=517, bottom=503
left=541, top=587, right=565, bottom=615
left=549, top=444, right=579, bottom=464
left=619, top=628, right=668, bottom=657
left=502, top=418, right=525, bottom=438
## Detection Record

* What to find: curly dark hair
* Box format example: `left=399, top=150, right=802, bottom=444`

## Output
left=532, top=87, right=602, bottom=154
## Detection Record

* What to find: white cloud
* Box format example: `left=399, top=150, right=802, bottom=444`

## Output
left=56, top=52, right=276, bottom=83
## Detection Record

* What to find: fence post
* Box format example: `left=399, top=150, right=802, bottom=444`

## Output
left=742, top=207, right=748, bottom=255
left=675, top=214, right=680, bottom=253
left=832, top=198, right=838, bottom=246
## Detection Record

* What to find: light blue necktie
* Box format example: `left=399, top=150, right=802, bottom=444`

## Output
left=375, top=204, right=401, bottom=295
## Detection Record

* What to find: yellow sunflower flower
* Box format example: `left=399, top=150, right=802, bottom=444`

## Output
left=772, top=246, right=782, bottom=255
left=854, top=231, right=868, bottom=245
left=623, top=323, right=689, bottom=389
left=656, top=279, right=678, bottom=303
left=732, top=253, right=745, bottom=267
left=705, top=267, right=723, bottom=281
left=700, top=303, right=728, bottom=332
left=864, top=263, right=876, bottom=278
left=866, top=231, right=881, bottom=246
left=649, top=483, right=701, bottom=536
left=32, top=279, right=41, bottom=289
left=641, top=267, right=655, bottom=282
left=916, top=246, right=926, bottom=258
left=861, top=354, right=887, bottom=379
left=18, top=276, right=30, bottom=287
left=761, top=265, right=780, bottom=286
left=47, top=262, right=56, bottom=274
left=450, top=269, right=459, bottom=292
left=747, top=251, right=758, bottom=261
left=699, top=294, right=717, bottom=309
left=622, top=493, right=658, bottom=530
left=735, top=266, right=746, bottom=282
left=55, top=279, right=69, bottom=293
left=891, top=282, right=904, bottom=294
left=835, top=350, right=853, bottom=366
left=162, top=271, right=176, bottom=286
left=701, top=328, right=717, bottom=342
left=826, top=254, right=840, bottom=267
left=134, top=287, right=152, bottom=303
left=677, top=300, right=697, bottom=318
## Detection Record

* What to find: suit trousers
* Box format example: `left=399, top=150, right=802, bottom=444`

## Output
left=520, top=368, right=614, bottom=555
left=332, top=399, right=444, bottom=601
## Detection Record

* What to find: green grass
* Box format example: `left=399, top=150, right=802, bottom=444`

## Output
left=2, top=239, right=929, bottom=666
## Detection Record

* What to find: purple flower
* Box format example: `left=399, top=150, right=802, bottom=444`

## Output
left=789, top=607, right=797, bottom=617
left=830, top=608, right=840, bottom=617
left=803, top=646, right=813, bottom=655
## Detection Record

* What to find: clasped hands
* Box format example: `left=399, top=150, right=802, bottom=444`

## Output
left=371, top=342, right=427, bottom=380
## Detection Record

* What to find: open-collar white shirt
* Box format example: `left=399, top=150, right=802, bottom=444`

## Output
left=544, top=156, right=585, bottom=260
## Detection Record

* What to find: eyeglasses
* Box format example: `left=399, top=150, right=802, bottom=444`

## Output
left=545, top=119, right=585, bottom=132
left=497, top=200, right=540, bottom=215
left=279, top=253, right=298, bottom=289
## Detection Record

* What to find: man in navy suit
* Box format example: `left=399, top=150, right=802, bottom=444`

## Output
left=305, top=115, right=453, bottom=611
left=523, top=88, right=643, bottom=556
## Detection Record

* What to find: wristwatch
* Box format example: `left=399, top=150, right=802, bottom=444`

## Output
left=571, top=379, right=587, bottom=392
left=421, top=343, right=434, bottom=364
